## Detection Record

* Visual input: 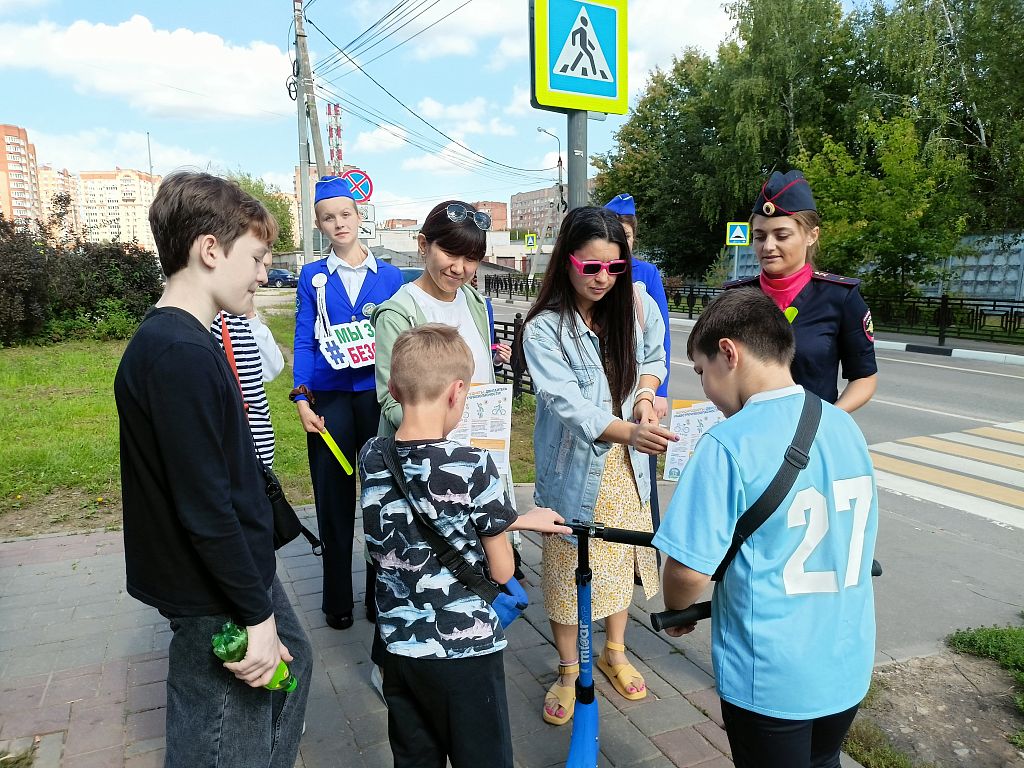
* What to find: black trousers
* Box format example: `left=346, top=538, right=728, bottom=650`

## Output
left=307, top=388, right=378, bottom=616
left=721, top=699, right=859, bottom=768
left=382, top=650, right=512, bottom=768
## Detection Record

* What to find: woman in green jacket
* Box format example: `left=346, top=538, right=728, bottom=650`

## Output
left=372, top=200, right=509, bottom=435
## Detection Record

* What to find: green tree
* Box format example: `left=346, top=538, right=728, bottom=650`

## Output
left=798, top=117, right=970, bottom=295
left=0, top=214, right=50, bottom=344
left=593, top=51, right=723, bottom=277
left=228, top=172, right=296, bottom=251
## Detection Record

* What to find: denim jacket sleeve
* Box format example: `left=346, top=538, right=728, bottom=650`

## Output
left=637, top=287, right=668, bottom=386
left=523, top=315, right=616, bottom=450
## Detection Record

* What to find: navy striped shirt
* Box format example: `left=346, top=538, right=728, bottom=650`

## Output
left=210, top=312, right=282, bottom=467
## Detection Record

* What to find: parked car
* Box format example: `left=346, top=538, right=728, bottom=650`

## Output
left=400, top=267, right=423, bottom=284
left=266, top=268, right=298, bottom=288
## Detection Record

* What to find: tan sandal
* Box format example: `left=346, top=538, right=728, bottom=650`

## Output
left=597, top=641, right=647, bottom=700
left=542, top=661, right=579, bottom=725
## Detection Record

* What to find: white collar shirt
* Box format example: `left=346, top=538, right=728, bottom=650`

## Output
left=327, top=247, right=378, bottom=306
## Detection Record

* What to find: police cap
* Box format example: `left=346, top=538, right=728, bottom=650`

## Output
left=752, top=170, right=816, bottom=217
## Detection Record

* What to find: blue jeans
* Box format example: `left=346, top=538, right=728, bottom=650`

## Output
left=164, top=575, right=312, bottom=768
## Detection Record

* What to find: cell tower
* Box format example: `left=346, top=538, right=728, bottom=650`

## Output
left=326, top=103, right=343, bottom=176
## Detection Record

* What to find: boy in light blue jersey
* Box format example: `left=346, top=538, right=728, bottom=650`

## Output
left=653, top=288, right=878, bottom=768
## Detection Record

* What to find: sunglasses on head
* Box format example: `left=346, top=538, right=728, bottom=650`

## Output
left=446, top=203, right=491, bottom=231
left=569, top=253, right=628, bottom=276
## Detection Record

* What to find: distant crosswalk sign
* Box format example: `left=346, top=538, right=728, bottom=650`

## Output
left=525, top=233, right=538, bottom=253
left=726, top=221, right=751, bottom=246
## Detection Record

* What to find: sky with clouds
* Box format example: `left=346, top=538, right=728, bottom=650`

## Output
left=1, top=0, right=735, bottom=223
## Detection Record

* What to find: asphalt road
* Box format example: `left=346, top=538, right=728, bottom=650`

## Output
left=492, top=299, right=1024, bottom=662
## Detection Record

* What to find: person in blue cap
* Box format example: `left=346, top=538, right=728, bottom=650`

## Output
left=291, top=175, right=403, bottom=630
left=604, top=193, right=672, bottom=539
left=724, top=170, right=877, bottom=410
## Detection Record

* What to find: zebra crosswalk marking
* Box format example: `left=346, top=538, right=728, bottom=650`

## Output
left=870, top=453, right=1024, bottom=508
left=933, top=431, right=1024, bottom=458
left=871, top=442, right=1024, bottom=487
left=899, top=435, right=1024, bottom=471
left=999, top=422, right=1024, bottom=434
left=873, top=471, right=1024, bottom=530
left=968, top=426, right=1024, bottom=446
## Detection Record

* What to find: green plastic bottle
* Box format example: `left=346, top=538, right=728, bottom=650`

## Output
left=211, top=621, right=298, bottom=693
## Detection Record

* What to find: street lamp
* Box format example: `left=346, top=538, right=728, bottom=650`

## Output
left=536, top=127, right=566, bottom=214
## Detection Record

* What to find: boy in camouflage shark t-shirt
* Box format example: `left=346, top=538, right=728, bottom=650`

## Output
left=360, top=324, right=568, bottom=767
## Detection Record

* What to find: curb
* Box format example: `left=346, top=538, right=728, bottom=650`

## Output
left=666, top=318, right=1024, bottom=367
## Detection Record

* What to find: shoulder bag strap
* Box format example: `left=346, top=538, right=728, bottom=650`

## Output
left=379, top=439, right=499, bottom=603
left=220, top=313, right=249, bottom=413
left=712, top=392, right=822, bottom=582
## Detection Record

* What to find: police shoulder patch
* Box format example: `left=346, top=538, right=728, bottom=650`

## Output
left=863, top=310, right=875, bottom=342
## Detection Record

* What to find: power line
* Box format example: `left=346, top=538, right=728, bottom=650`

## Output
left=313, top=82, right=556, bottom=185
left=313, top=1, right=415, bottom=76
left=305, top=14, right=557, bottom=175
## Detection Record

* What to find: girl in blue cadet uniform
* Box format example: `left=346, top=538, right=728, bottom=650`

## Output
left=520, top=206, right=677, bottom=725
left=605, top=193, right=672, bottom=544
left=291, top=175, right=403, bottom=631
left=725, top=170, right=878, bottom=411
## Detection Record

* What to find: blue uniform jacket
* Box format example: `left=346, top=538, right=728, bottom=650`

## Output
left=725, top=272, right=877, bottom=403
left=293, top=256, right=404, bottom=394
left=632, top=257, right=671, bottom=398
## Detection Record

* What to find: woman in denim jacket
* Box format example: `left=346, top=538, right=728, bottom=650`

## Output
left=521, top=207, right=677, bottom=725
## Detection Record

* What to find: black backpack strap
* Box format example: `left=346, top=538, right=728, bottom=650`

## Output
left=379, top=439, right=499, bottom=603
left=712, top=392, right=822, bottom=582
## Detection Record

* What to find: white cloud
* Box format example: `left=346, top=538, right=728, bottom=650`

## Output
left=351, top=125, right=409, bottom=154
left=0, top=0, right=47, bottom=13
left=412, top=35, right=477, bottom=61
left=401, top=141, right=482, bottom=176
left=417, top=96, right=487, bottom=123
left=505, top=84, right=532, bottom=116
left=487, top=34, right=528, bottom=71
left=261, top=171, right=295, bottom=194
left=627, top=1, right=733, bottom=94
left=31, top=128, right=218, bottom=176
left=0, top=15, right=293, bottom=119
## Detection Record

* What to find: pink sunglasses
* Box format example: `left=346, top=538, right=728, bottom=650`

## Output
left=569, top=253, right=628, bottom=277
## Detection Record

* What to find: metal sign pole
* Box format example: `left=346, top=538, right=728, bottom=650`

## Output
left=732, top=245, right=739, bottom=281
left=567, top=110, right=587, bottom=210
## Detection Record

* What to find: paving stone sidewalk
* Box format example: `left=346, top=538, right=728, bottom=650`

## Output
left=0, top=494, right=855, bottom=767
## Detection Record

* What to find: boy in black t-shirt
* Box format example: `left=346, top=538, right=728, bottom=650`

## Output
left=114, top=172, right=310, bottom=767
left=361, top=323, right=568, bottom=767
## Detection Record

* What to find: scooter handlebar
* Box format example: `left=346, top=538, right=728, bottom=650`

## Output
left=650, top=601, right=712, bottom=632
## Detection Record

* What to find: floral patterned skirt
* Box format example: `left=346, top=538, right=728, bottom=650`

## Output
left=541, top=443, right=660, bottom=625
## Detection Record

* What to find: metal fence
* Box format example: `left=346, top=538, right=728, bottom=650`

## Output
left=492, top=315, right=534, bottom=397
left=484, top=275, right=1024, bottom=345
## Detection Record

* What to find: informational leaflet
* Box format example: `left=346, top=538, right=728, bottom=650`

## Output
left=663, top=400, right=724, bottom=481
left=447, top=383, right=514, bottom=473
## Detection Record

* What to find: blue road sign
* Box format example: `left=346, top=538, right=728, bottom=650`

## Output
left=726, top=221, right=751, bottom=247
left=531, top=0, right=628, bottom=114
left=341, top=168, right=374, bottom=203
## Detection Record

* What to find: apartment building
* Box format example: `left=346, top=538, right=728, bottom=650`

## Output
left=508, top=178, right=594, bottom=236
left=38, top=165, right=81, bottom=237
left=1, top=124, right=42, bottom=227
left=78, top=168, right=161, bottom=251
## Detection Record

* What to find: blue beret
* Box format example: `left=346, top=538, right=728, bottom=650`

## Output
left=752, top=170, right=816, bottom=217
left=314, top=175, right=355, bottom=205
left=604, top=193, right=636, bottom=217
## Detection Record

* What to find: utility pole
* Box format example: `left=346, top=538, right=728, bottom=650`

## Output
left=293, top=0, right=314, bottom=267
left=293, top=0, right=327, bottom=178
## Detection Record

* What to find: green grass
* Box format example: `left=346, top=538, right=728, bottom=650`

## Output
left=947, top=614, right=1024, bottom=746
left=0, top=745, right=36, bottom=766
left=842, top=719, right=933, bottom=768
left=0, top=340, right=126, bottom=509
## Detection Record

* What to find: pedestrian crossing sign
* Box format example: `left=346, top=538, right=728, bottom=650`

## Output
left=530, top=0, right=628, bottom=114
left=726, top=221, right=751, bottom=246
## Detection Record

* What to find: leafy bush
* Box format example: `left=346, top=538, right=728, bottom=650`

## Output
left=0, top=215, right=49, bottom=345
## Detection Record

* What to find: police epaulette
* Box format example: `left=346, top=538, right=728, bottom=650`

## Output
left=811, top=271, right=860, bottom=287
left=722, top=276, right=759, bottom=289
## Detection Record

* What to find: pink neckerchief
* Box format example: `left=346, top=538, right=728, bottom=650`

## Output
left=760, top=264, right=812, bottom=310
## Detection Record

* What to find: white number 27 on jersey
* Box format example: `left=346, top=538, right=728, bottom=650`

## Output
left=782, top=476, right=873, bottom=595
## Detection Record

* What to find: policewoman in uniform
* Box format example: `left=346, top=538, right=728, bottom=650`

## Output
left=725, top=170, right=877, bottom=411
left=292, top=176, right=403, bottom=630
